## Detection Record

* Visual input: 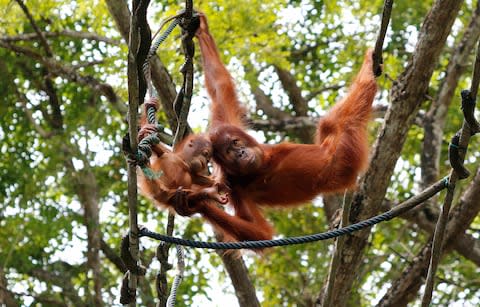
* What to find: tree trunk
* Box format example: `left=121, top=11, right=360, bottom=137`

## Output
left=378, top=168, right=480, bottom=305
left=0, top=268, right=18, bottom=307
left=73, top=168, right=104, bottom=307
left=320, top=0, right=464, bottom=305
left=217, top=251, right=261, bottom=307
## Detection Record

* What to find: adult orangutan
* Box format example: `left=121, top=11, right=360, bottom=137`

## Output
left=180, top=13, right=379, bottom=242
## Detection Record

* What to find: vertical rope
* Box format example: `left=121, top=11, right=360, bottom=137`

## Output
left=136, top=1, right=196, bottom=305
left=159, top=2, right=195, bottom=304
left=373, top=0, right=393, bottom=76
left=470, top=40, right=480, bottom=98
left=143, top=19, right=180, bottom=99
left=124, top=0, right=143, bottom=304
left=421, top=40, right=480, bottom=307
left=138, top=18, right=180, bottom=180
left=166, top=245, right=185, bottom=307
left=172, top=3, right=196, bottom=147
left=321, top=1, right=392, bottom=304
left=461, top=40, right=480, bottom=134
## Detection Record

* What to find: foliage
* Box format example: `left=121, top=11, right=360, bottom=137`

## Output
left=0, top=0, right=479, bottom=306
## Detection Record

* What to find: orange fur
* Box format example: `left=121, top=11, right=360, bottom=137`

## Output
left=191, top=14, right=378, bottom=243
left=137, top=101, right=228, bottom=216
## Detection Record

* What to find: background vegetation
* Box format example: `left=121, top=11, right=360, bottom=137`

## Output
left=0, top=0, right=479, bottom=306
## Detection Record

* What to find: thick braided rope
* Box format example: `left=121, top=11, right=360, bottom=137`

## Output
left=166, top=245, right=185, bottom=307
left=137, top=18, right=180, bottom=179
left=143, top=18, right=180, bottom=98
left=137, top=133, right=162, bottom=179
left=147, top=103, right=157, bottom=125
left=139, top=211, right=393, bottom=249
left=139, top=177, right=448, bottom=249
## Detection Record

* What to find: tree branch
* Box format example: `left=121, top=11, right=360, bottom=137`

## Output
left=323, top=0, right=465, bottom=305
left=380, top=199, right=480, bottom=266
left=101, top=239, right=127, bottom=273
left=29, top=268, right=84, bottom=306
left=14, top=0, right=53, bottom=57
left=378, top=167, right=480, bottom=306
left=249, top=104, right=390, bottom=133
left=105, top=0, right=179, bottom=129
left=1, top=30, right=120, bottom=45
left=253, top=86, right=290, bottom=120
left=305, top=84, right=344, bottom=102
left=0, top=268, right=18, bottom=307
left=14, top=88, right=55, bottom=138
left=0, top=40, right=126, bottom=116
left=274, top=65, right=308, bottom=116
left=217, top=249, right=261, bottom=307
left=0, top=285, right=67, bottom=307
left=421, top=1, right=480, bottom=187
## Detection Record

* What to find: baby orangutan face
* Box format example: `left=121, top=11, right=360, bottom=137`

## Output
left=178, top=135, right=213, bottom=175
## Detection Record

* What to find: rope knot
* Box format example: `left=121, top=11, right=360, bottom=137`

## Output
left=181, top=12, right=200, bottom=38
left=119, top=272, right=136, bottom=305
left=448, top=131, right=470, bottom=179
left=120, top=234, right=147, bottom=276
left=460, top=89, right=480, bottom=134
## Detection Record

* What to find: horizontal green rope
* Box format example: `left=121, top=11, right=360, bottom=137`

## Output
left=139, top=212, right=393, bottom=249
left=138, top=177, right=448, bottom=249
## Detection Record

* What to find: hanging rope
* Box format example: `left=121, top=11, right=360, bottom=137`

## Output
left=119, top=235, right=147, bottom=305
left=373, top=0, right=393, bottom=77
left=459, top=39, right=480, bottom=135
left=133, top=18, right=180, bottom=180
left=135, top=7, right=199, bottom=178
left=448, top=131, right=469, bottom=179
left=143, top=18, right=181, bottom=100
left=470, top=40, right=480, bottom=98
left=138, top=178, right=448, bottom=249
left=121, top=0, right=152, bottom=304
left=128, top=1, right=197, bottom=306
left=421, top=39, right=480, bottom=307
left=166, top=245, right=185, bottom=307
left=120, top=1, right=197, bottom=305
left=172, top=10, right=198, bottom=146
left=322, top=3, right=393, bottom=304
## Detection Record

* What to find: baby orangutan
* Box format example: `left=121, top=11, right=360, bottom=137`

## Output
left=137, top=98, right=228, bottom=216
